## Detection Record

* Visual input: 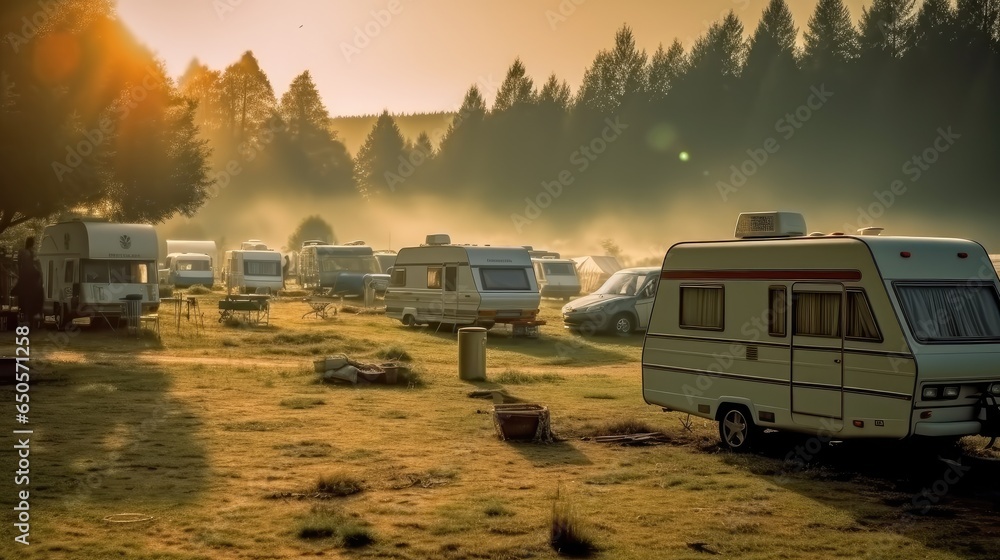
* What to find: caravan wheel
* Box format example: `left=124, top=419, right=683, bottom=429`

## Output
left=54, top=304, right=70, bottom=331
left=402, top=315, right=416, bottom=327
left=718, top=407, right=755, bottom=452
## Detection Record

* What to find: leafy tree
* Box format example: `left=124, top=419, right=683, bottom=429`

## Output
left=859, top=0, right=917, bottom=59
left=287, top=215, right=336, bottom=250
left=493, top=58, right=535, bottom=112
left=219, top=51, right=277, bottom=144
left=646, top=40, right=687, bottom=101
left=802, top=0, right=861, bottom=71
left=178, top=59, right=223, bottom=136
left=354, top=111, right=406, bottom=199
left=0, top=0, right=215, bottom=236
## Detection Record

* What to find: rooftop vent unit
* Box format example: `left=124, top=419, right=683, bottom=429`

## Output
left=734, top=211, right=807, bottom=239
left=241, top=239, right=269, bottom=250
left=425, top=233, right=451, bottom=246
left=857, top=227, right=884, bottom=236
left=301, top=239, right=326, bottom=247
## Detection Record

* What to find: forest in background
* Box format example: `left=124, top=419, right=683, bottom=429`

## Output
left=2, top=0, right=999, bottom=259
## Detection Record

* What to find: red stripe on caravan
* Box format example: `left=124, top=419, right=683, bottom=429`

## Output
left=660, top=269, right=862, bottom=281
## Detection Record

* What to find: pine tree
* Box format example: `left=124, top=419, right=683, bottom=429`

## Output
left=646, top=40, right=687, bottom=101
left=575, top=25, right=647, bottom=111
left=802, top=0, right=861, bottom=71
left=744, top=0, right=798, bottom=79
left=859, top=0, right=917, bottom=58
left=279, top=71, right=331, bottom=140
left=493, top=58, right=535, bottom=112
left=688, top=11, right=746, bottom=79
left=537, top=74, right=572, bottom=109
left=178, top=59, right=223, bottom=135
left=354, top=111, right=406, bottom=199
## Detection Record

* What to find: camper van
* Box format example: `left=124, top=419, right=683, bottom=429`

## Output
left=37, top=220, right=159, bottom=329
left=384, top=234, right=541, bottom=329
left=158, top=253, right=213, bottom=288
left=374, top=250, right=397, bottom=274
left=532, top=257, right=582, bottom=299
left=165, top=240, right=217, bottom=266
left=222, top=249, right=282, bottom=294
left=297, top=242, right=385, bottom=297
left=642, top=211, right=1000, bottom=451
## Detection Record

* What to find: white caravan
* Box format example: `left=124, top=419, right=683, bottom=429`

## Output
left=384, top=234, right=541, bottom=329
left=642, top=211, right=1000, bottom=451
left=532, top=257, right=582, bottom=299
left=165, top=239, right=217, bottom=266
left=37, top=220, right=159, bottom=329
left=222, top=249, right=282, bottom=294
left=158, top=253, right=213, bottom=288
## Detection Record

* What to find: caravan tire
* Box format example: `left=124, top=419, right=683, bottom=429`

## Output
left=54, top=304, right=70, bottom=331
left=610, top=313, right=634, bottom=336
left=402, top=315, right=416, bottom=327
left=718, top=406, right=756, bottom=452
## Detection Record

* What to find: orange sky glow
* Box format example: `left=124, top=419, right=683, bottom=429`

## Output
left=116, top=0, right=873, bottom=116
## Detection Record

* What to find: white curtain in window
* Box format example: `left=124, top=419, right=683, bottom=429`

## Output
left=898, top=285, right=1000, bottom=340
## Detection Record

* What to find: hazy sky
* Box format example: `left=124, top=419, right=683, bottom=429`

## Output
left=117, top=0, right=872, bottom=116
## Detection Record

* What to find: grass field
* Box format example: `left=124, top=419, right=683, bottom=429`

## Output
left=0, top=293, right=998, bottom=559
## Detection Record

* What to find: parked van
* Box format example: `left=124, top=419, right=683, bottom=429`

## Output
left=384, top=234, right=541, bottom=329
left=297, top=242, right=385, bottom=297
left=532, top=257, right=582, bottom=299
left=222, top=249, right=282, bottom=294
left=158, top=253, right=213, bottom=288
left=37, top=220, right=159, bottom=329
left=642, top=211, right=1000, bottom=451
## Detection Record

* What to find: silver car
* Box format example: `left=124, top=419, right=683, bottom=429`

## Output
left=561, top=267, right=660, bottom=336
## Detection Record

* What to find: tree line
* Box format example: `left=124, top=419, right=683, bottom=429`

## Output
left=2, top=0, right=999, bottom=242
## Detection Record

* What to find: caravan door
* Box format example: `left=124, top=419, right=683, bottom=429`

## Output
left=790, top=283, right=845, bottom=425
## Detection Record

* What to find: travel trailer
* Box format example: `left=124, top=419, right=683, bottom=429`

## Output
left=384, top=234, right=541, bottom=329
left=297, top=242, right=385, bottom=297
left=165, top=239, right=217, bottom=266
left=222, top=249, right=282, bottom=294
left=642, top=211, right=1000, bottom=451
left=532, top=257, right=582, bottom=299
left=158, top=253, right=213, bottom=288
left=37, top=220, right=159, bottom=329
left=241, top=239, right=269, bottom=251
left=374, top=250, right=397, bottom=274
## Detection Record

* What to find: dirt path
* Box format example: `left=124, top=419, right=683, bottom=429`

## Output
left=44, top=350, right=307, bottom=369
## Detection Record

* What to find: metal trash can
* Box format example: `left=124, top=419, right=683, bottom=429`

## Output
left=458, top=327, right=487, bottom=381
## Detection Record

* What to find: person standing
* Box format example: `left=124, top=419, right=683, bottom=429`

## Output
left=14, top=237, right=44, bottom=329
left=282, top=255, right=291, bottom=289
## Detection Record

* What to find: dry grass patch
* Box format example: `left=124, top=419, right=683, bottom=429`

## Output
left=375, top=343, right=413, bottom=361
left=551, top=497, right=598, bottom=557
left=494, top=368, right=564, bottom=385
left=315, top=473, right=364, bottom=496
left=279, top=397, right=325, bottom=409
left=296, top=506, right=375, bottom=548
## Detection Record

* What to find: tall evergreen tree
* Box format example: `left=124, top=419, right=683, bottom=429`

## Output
left=687, top=11, right=746, bottom=79
left=744, top=0, right=798, bottom=80
left=493, top=58, right=535, bottom=112
left=575, top=26, right=647, bottom=112
left=354, top=111, right=406, bottom=199
left=802, top=0, right=861, bottom=71
left=646, top=40, right=687, bottom=101
left=859, top=0, right=917, bottom=58
left=909, top=0, right=957, bottom=54
left=537, top=74, right=572, bottom=109
left=955, top=0, right=1000, bottom=50
left=279, top=71, right=331, bottom=140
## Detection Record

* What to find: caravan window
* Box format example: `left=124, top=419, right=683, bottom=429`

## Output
left=679, top=285, right=724, bottom=330
left=390, top=268, right=406, bottom=287
left=542, top=262, right=575, bottom=276
left=480, top=268, right=531, bottom=291
left=896, top=283, right=1000, bottom=343
left=82, top=260, right=109, bottom=283
left=427, top=267, right=442, bottom=289
left=768, top=287, right=786, bottom=337
left=846, top=290, right=881, bottom=341
left=793, top=292, right=841, bottom=338
left=179, top=260, right=210, bottom=272
left=245, top=260, right=280, bottom=276
left=64, top=260, right=75, bottom=283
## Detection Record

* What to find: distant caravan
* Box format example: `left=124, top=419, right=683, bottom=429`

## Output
left=642, top=211, right=1000, bottom=451
left=384, top=234, right=542, bottom=330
